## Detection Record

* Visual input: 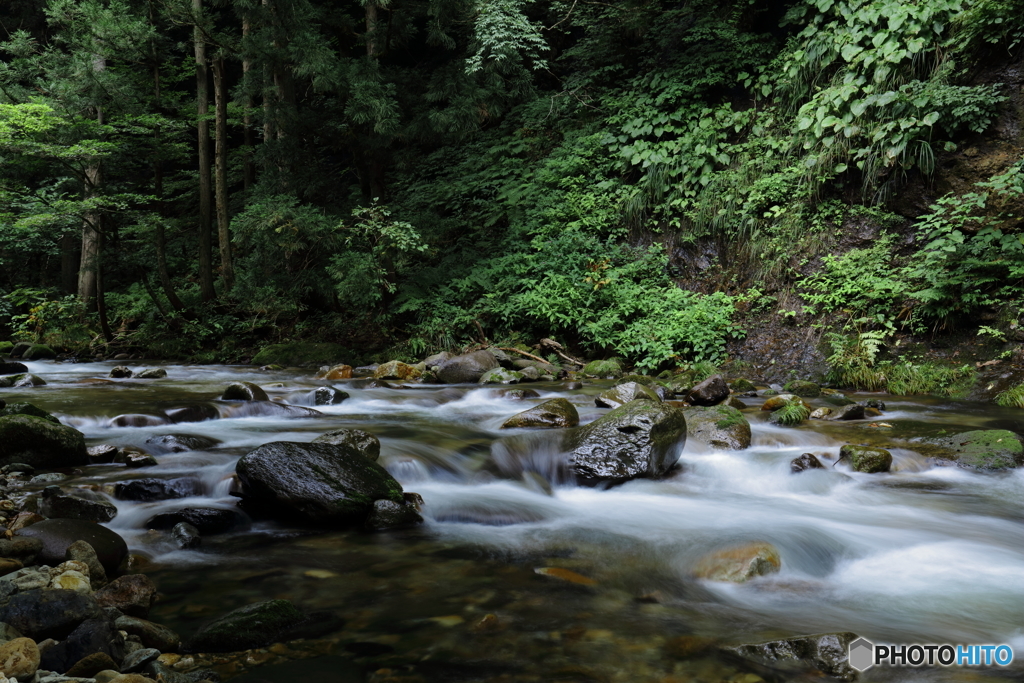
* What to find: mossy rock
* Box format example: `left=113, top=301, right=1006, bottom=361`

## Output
left=0, top=373, right=46, bottom=388
left=0, top=402, right=60, bottom=424
left=730, top=378, right=757, bottom=394
left=190, top=600, right=305, bottom=652
left=783, top=380, right=821, bottom=398
left=22, top=344, right=56, bottom=360
left=0, top=342, right=13, bottom=355
left=312, top=429, right=381, bottom=460
left=595, top=382, right=660, bottom=408
left=931, top=430, right=1024, bottom=470
left=839, top=445, right=892, bottom=473
left=501, top=398, right=579, bottom=429
left=581, top=359, right=623, bottom=379
left=251, top=343, right=352, bottom=368
left=374, top=360, right=421, bottom=381
left=479, top=367, right=524, bottom=385
left=618, top=374, right=656, bottom=387
left=0, top=415, right=88, bottom=469
left=683, top=405, right=751, bottom=450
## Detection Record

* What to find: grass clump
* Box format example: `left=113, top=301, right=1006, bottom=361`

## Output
left=769, top=401, right=811, bottom=426
left=995, top=383, right=1024, bottom=408
left=882, top=362, right=976, bottom=397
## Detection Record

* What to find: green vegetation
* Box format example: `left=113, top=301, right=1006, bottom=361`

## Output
left=995, top=384, right=1024, bottom=408
left=770, top=401, right=811, bottom=426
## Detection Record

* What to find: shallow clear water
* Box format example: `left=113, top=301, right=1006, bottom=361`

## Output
left=5, top=360, right=1024, bottom=682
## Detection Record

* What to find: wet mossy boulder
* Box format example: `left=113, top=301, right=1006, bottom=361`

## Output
left=221, top=381, right=269, bottom=401
left=791, top=453, right=825, bottom=473
left=235, top=441, right=405, bottom=524
left=22, top=344, right=56, bottom=360
left=0, top=342, right=14, bottom=356
left=10, top=342, right=31, bottom=358
left=581, top=359, right=624, bottom=379
left=595, top=381, right=660, bottom=408
left=0, top=415, right=87, bottom=469
left=730, top=378, right=757, bottom=394
left=783, top=380, right=821, bottom=397
left=479, top=367, right=524, bottom=385
left=931, top=430, right=1024, bottom=470
left=189, top=599, right=305, bottom=652
left=683, top=405, right=751, bottom=450
left=364, top=499, right=424, bottom=531
left=251, top=342, right=352, bottom=367
left=0, top=402, right=60, bottom=424
left=501, top=398, right=579, bottom=429
left=312, top=428, right=381, bottom=460
left=565, top=400, right=686, bottom=485
left=136, top=368, right=167, bottom=379
left=436, top=350, right=499, bottom=384
left=0, top=373, right=46, bottom=388
left=839, top=444, right=892, bottom=473
left=685, top=375, right=729, bottom=406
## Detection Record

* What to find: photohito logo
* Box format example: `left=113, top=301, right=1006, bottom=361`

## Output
left=848, top=638, right=1015, bottom=671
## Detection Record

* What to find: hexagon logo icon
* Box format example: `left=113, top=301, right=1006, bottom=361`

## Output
left=849, top=637, right=875, bottom=672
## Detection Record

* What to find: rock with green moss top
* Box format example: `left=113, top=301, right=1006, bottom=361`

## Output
left=479, top=367, right=524, bottom=385
left=581, top=359, right=623, bottom=379
left=0, top=341, right=13, bottom=355
left=0, top=373, right=46, bottom=388
left=22, top=344, right=56, bottom=360
left=10, top=342, right=31, bottom=358
left=222, top=382, right=269, bottom=401
left=730, top=378, right=757, bottom=394
left=312, top=428, right=380, bottom=461
left=0, top=402, right=60, bottom=424
left=595, top=382, right=660, bottom=408
left=251, top=342, right=353, bottom=367
left=840, top=445, right=892, bottom=473
left=235, top=441, right=405, bottom=524
left=0, top=415, right=88, bottom=469
left=190, top=599, right=306, bottom=652
left=931, top=430, right=1024, bottom=470
left=783, top=380, right=821, bottom=397
left=683, top=405, right=751, bottom=450
left=501, top=398, right=579, bottom=429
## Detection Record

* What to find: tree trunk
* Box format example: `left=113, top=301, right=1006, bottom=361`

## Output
left=242, top=16, right=255, bottom=192
left=61, top=233, right=78, bottom=295
left=78, top=57, right=105, bottom=311
left=194, top=0, right=216, bottom=302
left=212, top=56, right=234, bottom=291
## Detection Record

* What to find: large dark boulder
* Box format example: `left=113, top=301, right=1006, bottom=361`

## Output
left=145, top=507, right=250, bottom=535
left=312, top=429, right=380, bottom=460
left=685, top=375, right=729, bottom=406
left=39, top=489, right=117, bottom=523
left=501, top=398, right=579, bottom=429
left=0, top=361, right=29, bottom=375
left=435, top=350, right=499, bottom=384
left=931, top=429, right=1024, bottom=470
left=39, top=617, right=122, bottom=673
left=564, top=401, right=687, bottom=485
left=22, top=344, right=56, bottom=360
left=0, top=589, right=103, bottom=640
left=189, top=600, right=305, bottom=652
left=0, top=402, right=60, bottom=424
left=16, top=519, right=128, bottom=575
left=309, top=386, right=349, bottom=406
left=235, top=442, right=405, bottom=524
left=222, top=382, right=269, bottom=401
left=683, top=405, right=751, bottom=450
left=0, top=415, right=87, bottom=469
left=114, top=477, right=204, bottom=501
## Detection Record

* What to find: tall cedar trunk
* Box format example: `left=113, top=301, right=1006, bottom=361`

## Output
left=61, top=233, right=78, bottom=294
left=78, top=57, right=104, bottom=313
left=361, top=1, right=386, bottom=201
left=212, top=57, right=234, bottom=291
left=242, top=17, right=255, bottom=192
left=194, top=0, right=216, bottom=302
left=262, top=0, right=276, bottom=144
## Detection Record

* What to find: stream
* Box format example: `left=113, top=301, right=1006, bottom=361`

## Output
left=4, top=360, right=1024, bottom=682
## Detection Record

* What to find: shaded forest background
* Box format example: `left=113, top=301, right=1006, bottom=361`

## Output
left=3, top=0, right=1024, bottom=379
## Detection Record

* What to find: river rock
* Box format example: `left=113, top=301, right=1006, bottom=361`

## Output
left=172, top=522, right=201, bottom=549
left=22, top=344, right=56, bottom=360
left=113, top=477, right=203, bottom=502
left=115, top=616, right=179, bottom=652
left=435, top=350, right=498, bottom=384
left=16, top=519, right=128, bottom=575
left=580, top=359, right=623, bottom=379
left=121, top=452, right=158, bottom=468
left=682, top=405, right=751, bottom=450
left=9, top=343, right=31, bottom=358
left=513, top=359, right=558, bottom=375
left=730, top=378, right=757, bottom=394
left=840, top=445, right=892, bottom=473
left=110, top=414, right=168, bottom=428
left=143, top=434, right=220, bottom=454
left=39, top=490, right=117, bottom=523
left=0, top=560, right=22, bottom=578
left=823, top=394, right=856, bottom=406
left=685, top=375, right=729, bottom=406
left=0, top=362, right=28, bottom=375
left=309, top=387, right=349, bottom=406
left=88, top=445, right=119, bottom=463
left=119, top=647, right=159, bottom=673
left=134, top=368, right=165, bottom=380
left=189, top=600, right=304, bottom=652
left=109, top=366, right=133, bottom=379
left=221, top=401, right=322, bottom=419
left=40, top=616, right=122, bottom=673
left=826, top=404, right=866, bottom=421
left=221, top=382, right=269, bottom=401
left=66, top=541, right=107, bottom=589
left=0, top=538, right=43, bottom=564
left=726, top=632, right=858, bottom=682
left=565, top=400, right=686, bottom=485
left=0, top=637, right=39, bottom=679
left=146, top=507, right=249, bottom=535
left=931, top=429, right=1024, bottom=470
left=0, top=589, right=102, bottom=640
left=320, top=364, right=353, bottom=380
left=595, top=382, right=660, bottom=408
left=478, top=367, right=524, bottom=385
left=65, top=651, right=119, bottom=677
left=93, top=575, right=156, bottom=619
left=364, top=499, right=424, bottom=531
left=498, top=388, right=540, bottom=400
left=783, top=380, right=820, bottom=397
left=0, top=402, right=59, bottom=424
left=165, top=404, right=219, bottom=423
left=0, top=373, right=46, bottom=388
left=693, top=542, right=781, bottom=582
left=235, top=442, right=404, bottom=525
left=312, top=429, right=380, bottom=460
left=423, top=352, right=453, bottom=370
left=809, top=407, right=832, bottom=419
left=0, top=415, right=88, bottom=469
left=501, top=398, right=579, bottom=429
left=374, top=361, right=420, bottom=381
left=790, top=453, right=825, bottom=473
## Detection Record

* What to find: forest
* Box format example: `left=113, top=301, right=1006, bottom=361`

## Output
left=2, top=0, right=1024, bottom=384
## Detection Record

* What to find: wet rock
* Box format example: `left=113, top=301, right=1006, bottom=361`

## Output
left=145, top=508, right=250, bottom=535
left=436, top=350, right=499, bottom=384
left=312, top=429, right=380, bottom=461
left=93, top=575, right=156, bottom=619
left=119, top=647, right=159, bottom=673
left=782, top=380, right=820, bottom=397
left=0, top=416, right=88, bottom=470
left=0, top=402, right=60, bottom=424
left=501, top=398, right=579, bottom=429
left=517, top=365, right=540, bottom=381
left=513, top=359, right=559, bottom=375
left=726, top=396, right=746, bottom=410
left=165, top=405, right=219, bottom=424
left=135, top=368, right=166, bottom=379
left=826, top=404, right=866, bottom=421
left=0, top=637, right=39, bottom=679
left=726, top=632, right=858, bottom=682
left=235, top=442, right=405, bottom=525
left=113, top=478, right=203, bottom=502
left=188, top=599, right=304, bottom=652
left=0, top=362, right=28, bottom=375
left=40, top=489, right=117, bottom=523
left=580, top=359, right=623, bottom=379
left=760, top=394, right=808, bottom=411
left=143, top=434, right=221, bottom=454
left=682, top=405, right=751, bottom=450
left=839, top=445, right=892, bottom=473
left=685, top=375, right=729, bottom=406
left=809, top=407, right=833, bottom=419
left=860, top=398, right=886, bottom=410
left=931, top=429, right=1024, bottom=470
left=220, top=401, right=321, bottom=419
left=22, top=344, right=56, bottom=360
left=478, top=367, right=524, bottom=385
left=364, top=499, right=424, bottom=531
left=115, top=616, right=179, bottom=652
left=98, top=673, right=158, bottom=683
left=565, top=400, right=687, bottom=485
left=0, top=559, right=23, bottom=578
left=823, top=394, right=856, bottom=406
left=790, top=453, right=825, bottom=473
left=617, top=374, right=657, bottom=387
left=16, top=519, right=128, bottom=575
left=40, top=617, right=122, bottom=673
left=88, top=445, right=119, bottom=463
left=121, top=452, right=158, bottom=468
left=374, top=360, right=420, bottom=381
left=595, top=382, right=660, bottom=408
left=1, top=462, right=34, bottom=475
left=221, top=382, right=269, bottom=401
left=309, top=386, right=349, bottom=406
left=65, top=651, right=119, bottom=677
left=172, top=522, right=201, bottom=549
left=110, top=414, right=168, bottom=428
left=729, top=378, right=757, bottom=394
left=498, top=388, right=540, bottom=400
left=0, top=589, right=103, bottom=640
left=693, top=542, right=781, bottom=582
left=320, top=364, right=353, bottom=380
left=66, top=541, right=107, bottom=589
left=9, top=343, right=31, bottom=359
left=0, top=373, right=46, bottom=388
left=423, top=352, right=453, bottom=369
left=109, top=366, right=133, bottom=379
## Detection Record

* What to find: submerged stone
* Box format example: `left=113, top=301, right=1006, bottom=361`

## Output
left=693, top=542, right=781, bottom=582
left=189, top=599, right=305, bottom=652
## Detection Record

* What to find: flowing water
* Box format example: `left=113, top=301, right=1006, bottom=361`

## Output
left=4, top=360, right=1024, bottom=682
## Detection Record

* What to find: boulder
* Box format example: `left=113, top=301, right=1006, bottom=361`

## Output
left=373, top=361, right=420, bottom=381
left=251, top=342, right=351, bottom=367
left=115, top=616, right=179, bottom=652
left=580, top=359, right=623, bottom=379
left=498, top=388, right=540, bottom=400
left=790, top=453, right=825, bottom=473
left=0, top=361, right=28, bottom=375
left=0, top=415, right=87, bottom=469
left=173, top=522, right=201, bottom=549
left=9, top=342, right=31, bottom=358
left=39, top=490, right=117, bottom=523
left=501, top=398, right=579, bottom=429
left=39, top=617, right=122, bottom=674
left=143, top=434, right=221, bottom=454
left=760, top=394, right=809, bottom=411
left=22, top=344, right=56, bottom=360
left=135, top=368, right=167, bottom=379
left=839, top=445, right=892, bottom=473
left=782, top=380, right=821, bottom=397
left=236, top=442, right=404, bottom=525
left=826, top=404, right=866, bottom=421
left=478, top=368, right=524, bottom=385
left=693, top=542, right=781, bottom=582
left=594, top=382, right=660, bottom=408
left=353, top=364, right=378, bottom=377
left=309, top=387, right=349, bottom=406
left=145, top=507, right=250, bottom=535
left=685, top=375, right=729, bottom=406
left=809, top=407, right=832, bottom=419
left=931, top=430, right=1024, bottom=470
left=88, top=445, right=119, bottom=463
left=113, top=478, right=203, bottom=502
left=364, top=499, right=424, bottom=531
left=423, top=351, right=453, bottom=369
left=565, top=400, right=686, bottom=485
left=16, top=519, right=128, bottom=575
left=517, top=365, right=540, bottom=381
left=436, top=350, right=499, bottom=384
left=110, top=414, right=168, bottom=428
left=512, top=359, right=558, bottom=375
left=683, top=405, right=751, bottom=450
left=312, top=429, right=381, bottom=461
left=165, top=404, right=219, bottom=423
left=109, top=366, right=133, bottom=379
left=189, top=600, right=305, bottom=652
left=0, top=637, right=40, bottom=679
left=0, top=589, right=102, bottom=640
left=65, top=651, right=119, bottom=678
left=221, top=382, right=269, bottom=401
left=0, top=373, right=46, bottom=388
left=726, top=632, right=858, bottom=682
left=119, top=648, right=160, bottom=673
left=0, top=402, right=60, bottom=424
left=93, top=575, right=156, bottom=619
left=729, top=378, right=757, bottom=394
left=320, top=364, right=353, bottom=380
left=121, top=452, right=158, bottom=468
